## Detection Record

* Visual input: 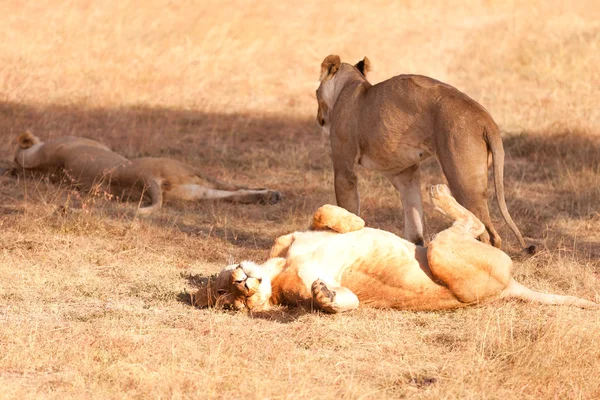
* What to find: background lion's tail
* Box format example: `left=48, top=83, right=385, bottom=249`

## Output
left=17, top=131, right=41, bottom=149
left=484, top=124, right=535, bottom=254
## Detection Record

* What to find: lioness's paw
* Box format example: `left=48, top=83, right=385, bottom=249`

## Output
left=260, top=190, right=282, bottom=205
left=311, top=204, right=365, bottom=233
left=429, top=184, right=452, bottom=203
left=429, top=184, right=459, bottom=216
left=311, top=279, right=336, bottom=309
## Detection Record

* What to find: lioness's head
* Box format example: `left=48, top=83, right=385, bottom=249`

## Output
left=315, top=55, right=370, bottom=135
left=17, top=131, right=41, bottom=149
left=192, top=261, right=272, bottom=311
left=14, top=131, right=42, bottom=167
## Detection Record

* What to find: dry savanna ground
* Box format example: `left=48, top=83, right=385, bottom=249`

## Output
left=1, top=0, right=600, bottom=398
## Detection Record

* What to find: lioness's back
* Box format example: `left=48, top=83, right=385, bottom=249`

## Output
left=381, top=74, right=487, bottom=113
left=48, top=136, right=113, bottom=153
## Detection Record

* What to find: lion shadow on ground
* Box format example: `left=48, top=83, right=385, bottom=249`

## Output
left=0, top=173, right=284, bottom=251
left=177, top=272, right=310, bottom=323
left=2, top=101, right=599, bottom=265
left=148, top=209, right=283, bottom=250
left=503, top=129, right=600, bottom=179
left=502, top=129, right=600, bottom=265
left=0, top=100, right=322, bottom=165
left=0, top=99, right=329, bottom=251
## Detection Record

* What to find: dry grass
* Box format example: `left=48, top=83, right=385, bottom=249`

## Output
left=1, top=0, right=600, bottom=398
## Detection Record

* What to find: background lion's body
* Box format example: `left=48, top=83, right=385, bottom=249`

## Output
left=13, top=134, right=280, bottom=212
left=15, top=135, right=132, bottom=189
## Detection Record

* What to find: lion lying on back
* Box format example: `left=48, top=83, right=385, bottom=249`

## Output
left=193, top=184, right=598, bottom=312
left=13, top=132, right=281, bottom=213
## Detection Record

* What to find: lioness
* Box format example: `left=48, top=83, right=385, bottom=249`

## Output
left=13, top=132, right=281, bottom=213
left=316, top=55, right=534, bottom=253
left=192, top=185, right=597, bottom=312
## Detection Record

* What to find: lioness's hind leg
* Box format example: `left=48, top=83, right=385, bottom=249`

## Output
left=311, top=204, right=365, bottom=233
left=386, top=165, right=425, bottom=246
left=429, top=184, right=485, bottom=238
left=311, top=279, right=359, bottom=313
left=427, top=184, right=512, bottom=304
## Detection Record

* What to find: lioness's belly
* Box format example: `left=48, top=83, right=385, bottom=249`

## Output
left=359, top=148, right=432, bottom=174
left=282, top=229, right=461, bottom=310
left=341, top=267, right=461, bottom=311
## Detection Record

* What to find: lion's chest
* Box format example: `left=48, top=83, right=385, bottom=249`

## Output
left=271, top=267, right=312, bottom=306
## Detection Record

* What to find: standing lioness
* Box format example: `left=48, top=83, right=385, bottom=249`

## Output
left=316, top=55, right=534, bottom=253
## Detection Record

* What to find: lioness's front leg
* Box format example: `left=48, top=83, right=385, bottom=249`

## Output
left=331, top=136, right=360, bottom=214
left=386, top=165, right=424, bottom=246
left=311, top=279, right=359, bottom=313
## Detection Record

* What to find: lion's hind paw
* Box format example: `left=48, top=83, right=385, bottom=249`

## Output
left=311, top=279, right=337, bottom=311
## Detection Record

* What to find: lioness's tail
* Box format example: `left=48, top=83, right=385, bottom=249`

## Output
left=501, top=279, right=599, bottom=309
left=311, top=204, right=365, bottom=233
left=484, top=125, right=536, bottom=254
left=17, top=131, right=41, bottom=149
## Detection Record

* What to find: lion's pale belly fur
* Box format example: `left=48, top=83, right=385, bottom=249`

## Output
left=272, top=228, right=463, bottom=310
left=358, top=148, right=432, bottom=174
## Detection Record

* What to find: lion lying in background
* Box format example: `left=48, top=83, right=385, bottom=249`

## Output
left=13, top=132, right=281, bottom=213
left=193, top=184, right=598, bottom=312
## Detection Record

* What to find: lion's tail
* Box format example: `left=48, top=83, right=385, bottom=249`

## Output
left=501, top=279, right=599, bottom=309
left=311, top=204, right=365, bottom=233
left=17, top=131, right=41, bottom=149
left=484, top=125, right=535, bottom=254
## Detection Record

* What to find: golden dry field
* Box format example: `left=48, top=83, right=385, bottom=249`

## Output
left=1, top=0, right=600, bottom=398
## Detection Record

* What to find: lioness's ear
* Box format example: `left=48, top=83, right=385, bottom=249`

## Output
left=17, top=131, right=41, bottom=149
left=354, top=56, right=371, bottom=77
left=319, top=55, right=341, bottom=81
